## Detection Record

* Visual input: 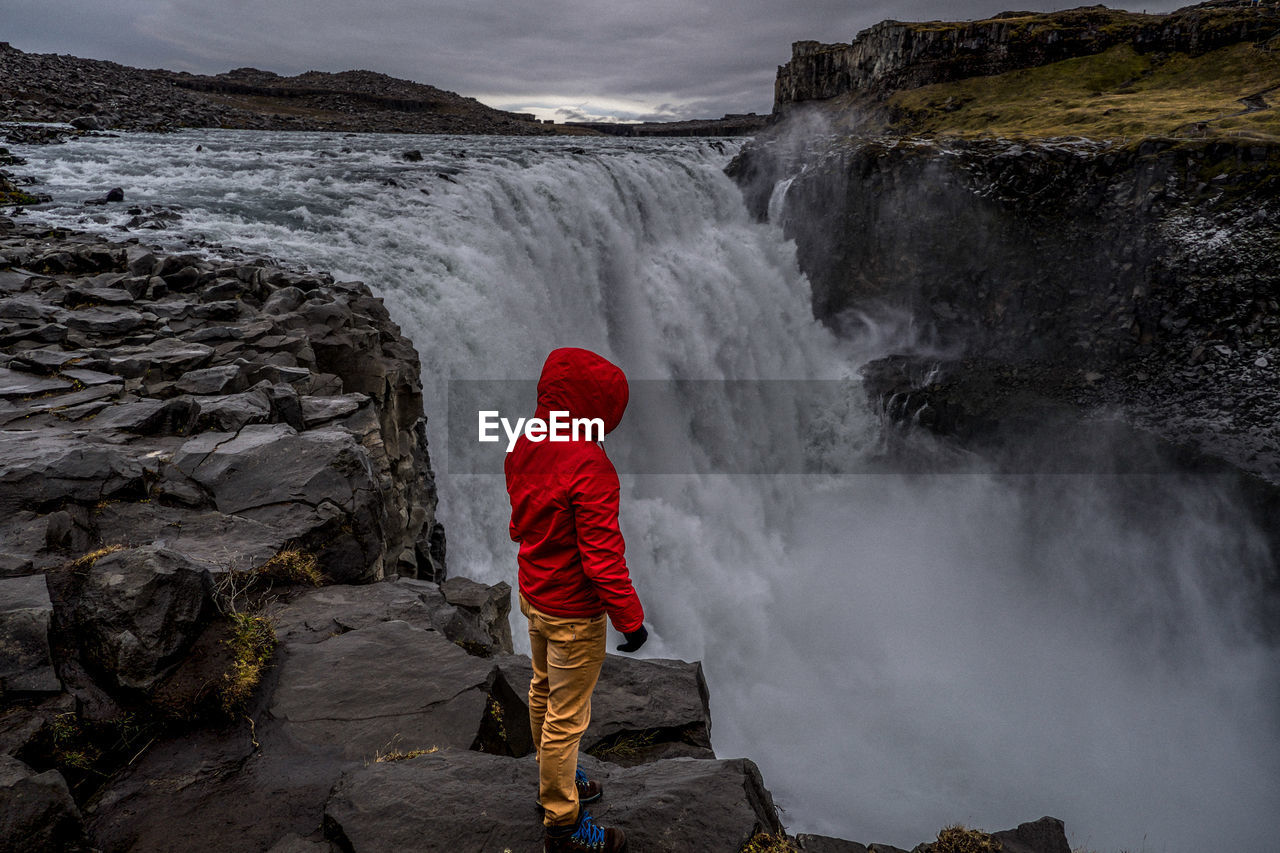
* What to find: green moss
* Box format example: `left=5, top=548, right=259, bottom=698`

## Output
left=889, top=42, right=1280, bottom=141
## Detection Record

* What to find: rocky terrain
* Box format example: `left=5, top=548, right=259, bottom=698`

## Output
left=0, top=216, right=1074, bottom=850
left=0, top=42, right=556, bottom=137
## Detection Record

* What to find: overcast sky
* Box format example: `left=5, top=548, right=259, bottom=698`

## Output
left=6, top=0, right=1191, bottom=122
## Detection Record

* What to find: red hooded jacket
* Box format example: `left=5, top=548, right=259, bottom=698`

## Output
left=504, top=348, right=645, bottom=633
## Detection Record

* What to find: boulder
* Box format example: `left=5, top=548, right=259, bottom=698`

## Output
left=0, top=574, right=60, bottom=695
left=0, top=432, right=145, bottom=515
left=174, top=364, right=247, bottom=395
left=63, top=545, right=212, bottom=691
left=991, top=817, right=1071, bottom=853
left=269, top=577, right=502, bottom=654
left=193, top=387, right=273, bottom=432
left=495, top=653, right=714, bottom=764
left=0, top=755, right=85, bottom=853
left=172, top=424, right=387, bottom=582
left=323, top=751, right=781, bottom=853
left=268, top=619, right=500, bottom=760
left=440, top=576, right=513, bottom=654
left=93, top=397, right=201, bottom=435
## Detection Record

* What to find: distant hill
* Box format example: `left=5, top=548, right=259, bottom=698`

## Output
left=0, top=42, right=562, bottom=135
left=773, top=1, right=1280, bottom=141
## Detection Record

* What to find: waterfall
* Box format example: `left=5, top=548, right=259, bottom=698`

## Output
left=15, top=130, right=1280, bottom=852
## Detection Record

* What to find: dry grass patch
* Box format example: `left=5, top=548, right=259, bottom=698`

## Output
left=65, top=543, right=124, bottom=572
left=257, top=548, right=323, bottom=586
left=928, top=824, right=1002, bottom=853
left=217, top=612, right=276, bottom=715
left=890, top=43, right=1280, bottom=141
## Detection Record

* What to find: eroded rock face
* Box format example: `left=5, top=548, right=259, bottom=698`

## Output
left=60, top=545, right=211, bottom=692
left=0, top=220, right=445, bottom=583
left=84, top=582, right=539, bottom=853
left=0, top=754, right=85, bottom=853
left=323, top=751, right=782, bottom=853
left=774, top=5, right=1280, bottom=109
left=0, top=574, right=59, bottom=696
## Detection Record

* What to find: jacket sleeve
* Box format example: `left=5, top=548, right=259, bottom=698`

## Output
left=569, top=449, right=645, bottom=633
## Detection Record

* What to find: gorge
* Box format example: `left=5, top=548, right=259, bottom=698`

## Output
left=3, top=2, right=1279, bottom=851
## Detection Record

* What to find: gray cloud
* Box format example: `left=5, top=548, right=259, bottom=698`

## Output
left=6, top=0, right=1193, bottom=120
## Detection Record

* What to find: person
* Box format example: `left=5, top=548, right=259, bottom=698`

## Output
left=505, top=347, right=649, bottom=853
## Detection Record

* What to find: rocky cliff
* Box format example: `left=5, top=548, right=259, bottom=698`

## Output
left=774, top=2, right=1280, bottom=114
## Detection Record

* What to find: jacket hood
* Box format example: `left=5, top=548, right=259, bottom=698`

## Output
left=535, top=347, right=628, bottom=435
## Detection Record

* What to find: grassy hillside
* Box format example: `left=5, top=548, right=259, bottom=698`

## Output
left=889, top=40, right=1280, bottom=141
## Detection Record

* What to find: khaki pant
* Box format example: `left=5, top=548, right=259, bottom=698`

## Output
left=520, top=594, right=607, bottom=827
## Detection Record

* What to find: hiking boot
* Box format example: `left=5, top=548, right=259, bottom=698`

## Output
left=536, top=767, right=602, bottom=811
left=544, top=809, right=626, bottom=853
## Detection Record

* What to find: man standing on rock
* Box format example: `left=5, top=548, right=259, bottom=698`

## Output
left=505, top=347, right=649, bottom=853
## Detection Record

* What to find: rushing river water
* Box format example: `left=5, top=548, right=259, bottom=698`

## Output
left=12, top=129, right=1280, bottom=852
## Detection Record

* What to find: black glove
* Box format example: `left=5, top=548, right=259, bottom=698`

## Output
left=616, top=624, right=648, bottom=653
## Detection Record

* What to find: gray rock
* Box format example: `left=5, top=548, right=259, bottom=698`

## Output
left=64, top=545, right=212, bottom=691
left=268, top=619, right=495, bottom=759
left=172, top=425, right=386, bottom=581
left=60, top=367, right=121, bottom=386
left=64, top=306, right=147, bottom=336
left=106, top=338, right=214, bottom=378
left=798, top=835, right=871, bottom=853
left=323, top=751, right=781, bottom=853
left=299, top=393, right=365, bottom=427
left=94, top=397, right=200, bottom=435
left=193, top=388, right=272, bottom=432
left=0, top=755, right=85, bottom=853
left=991, top=816, right=1071, bottom=853
left=270, top=577, right=505, bottom=655
left=866, top=845, right=911, bottom=853
left=0, top=574, right=60, bottom=694
left=495, top=653, right=714, bottom=763
left=263, top=286, right=305, bottom=315
left=266, top=835, right=336, bottom=853
left=174, top=364, right=247, bottom=395
left=441, top=576, right=513, bottom=654
left=0, top=432, right=144, bottom=515
left=0, top=366, right=72, bottom=397
left=70, top=115, right=104, bottom=130
left=11, top=348, right=85, bottom=374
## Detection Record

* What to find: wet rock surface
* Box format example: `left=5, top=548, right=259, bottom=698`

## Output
left=732, top=134, right=1280, bottom=500
left=0, top=218, right=444, bottom=583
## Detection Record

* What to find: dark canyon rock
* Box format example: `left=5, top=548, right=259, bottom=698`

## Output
left=323, top=750, right=782, bottom=853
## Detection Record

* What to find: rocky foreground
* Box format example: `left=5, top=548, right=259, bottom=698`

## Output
left=0, top=221, right=1077, bottom=851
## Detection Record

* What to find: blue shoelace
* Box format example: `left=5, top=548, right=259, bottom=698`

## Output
left=575, top=767, right=590, bottom=786
left=572, top=811, right=605, bottom=846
